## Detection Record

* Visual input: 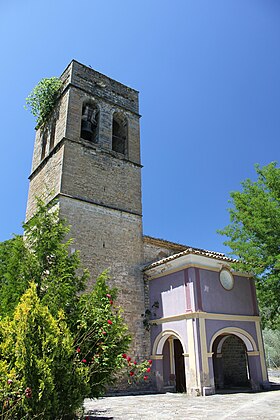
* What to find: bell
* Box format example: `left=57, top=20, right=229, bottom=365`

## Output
left=81, top=120, right=93, bottom=140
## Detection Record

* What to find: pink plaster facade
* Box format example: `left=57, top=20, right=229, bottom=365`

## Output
left=145, top=254, right=269, bottom=395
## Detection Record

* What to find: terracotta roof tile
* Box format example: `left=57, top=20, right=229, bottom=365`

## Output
left=143, top=237, right=238, bottom=271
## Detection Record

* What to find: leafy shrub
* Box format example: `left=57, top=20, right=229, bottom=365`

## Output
left=25, top=77, right=62, bottom=128
left=74, top=272, right=131, bottom=398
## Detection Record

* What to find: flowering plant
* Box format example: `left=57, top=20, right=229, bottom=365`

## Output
left=72, top=272, right=131, bottom=398
left=122, top=354, right=153, bottom=384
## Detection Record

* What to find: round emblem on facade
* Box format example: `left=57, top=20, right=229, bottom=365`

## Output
left=219, top=269, right=234, bottom=290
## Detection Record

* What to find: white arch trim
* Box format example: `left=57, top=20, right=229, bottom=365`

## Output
left=210, top=327, right=258, bottom=353
left=152, top=330, right=187, bottom=355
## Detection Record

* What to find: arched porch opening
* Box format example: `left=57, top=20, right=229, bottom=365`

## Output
left=212, top=334, right=251, bottom=390
left=152, top=331, right=187, bottom=393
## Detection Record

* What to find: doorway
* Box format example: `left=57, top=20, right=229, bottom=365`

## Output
left=174, top=339, right=186, bottom=392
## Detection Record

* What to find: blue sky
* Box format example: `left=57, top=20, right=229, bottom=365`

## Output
left=1, top=0, right=279, bottom=254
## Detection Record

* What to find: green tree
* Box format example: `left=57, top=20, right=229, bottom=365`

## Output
left=22, top=199, right=88, bottom=328
left=218, top=162, right=280, bottom=328
left=0, top=283, right=89, bottom=419
left=263, top=328, right=280, bottom=368
left=0, top=200, right=133, bottom=418
left=0, top=278, right=131, bottom=419
left=0, top=236, right=30, bottom=317
left=0, top=199, right=88, bottom=327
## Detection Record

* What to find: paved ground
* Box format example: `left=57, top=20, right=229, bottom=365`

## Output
left=84, top=372, right=280, bottom=420
left=84, top=390, right=280, bottom=420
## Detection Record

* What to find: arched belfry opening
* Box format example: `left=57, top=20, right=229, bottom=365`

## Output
left=212, top=334, right=251, bottom=390
left=80, top=102, right=99, bottom=142
left=112, top=112, right=127, bottom=154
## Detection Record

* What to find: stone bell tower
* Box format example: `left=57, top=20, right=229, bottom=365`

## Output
left=26, top=60, right=148, bottom=358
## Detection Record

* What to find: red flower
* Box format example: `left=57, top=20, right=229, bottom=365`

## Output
left=25, top=387, right=32, bottom=398
left=82, top=359, right=87, bottom=363
left=107, top=319, right=113, bottom=325
left=122, top=353, right=127, bottom=359
left=146, top=367, right=151, bottom=373
left=129, top=371, right=134, bottom=376
left=110, top=300, right=113, bottom=305
left=148, top=359, right=153, bottom=365
left=102, top=330, right=107, bottom=335
left=76, top=347, right=81, bottom=353
left=126, top=356, right=131, bottom=362
left=133, top=361, right=137, bottom=365
left=144, top=375, right=148, bottom=381
left=106, top=294, right=111, bottom=298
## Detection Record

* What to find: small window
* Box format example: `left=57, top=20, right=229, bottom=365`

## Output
left=112, top=112, right=127, bottom=154
left=41, top=131, right=47, bottom=160
left=49, top=120, right=56, bottom=151
left=81, top=103, right=99, bottom=142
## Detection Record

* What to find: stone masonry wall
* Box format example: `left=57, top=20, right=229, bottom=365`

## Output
left=222, top=335, right=249, bottom=387
left=69, top=60, right=139, bottom=114
left=59, top=195, right=149, bottom=359
left=26, top=144, right=64, bottom=220
left=61, top=140, right=142, bottom=215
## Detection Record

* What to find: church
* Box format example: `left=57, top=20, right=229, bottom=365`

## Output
left=26, top=60, right=269, bottom=396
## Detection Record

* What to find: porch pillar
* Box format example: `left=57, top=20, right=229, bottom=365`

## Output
left=151, top=355, right=164, bottom=391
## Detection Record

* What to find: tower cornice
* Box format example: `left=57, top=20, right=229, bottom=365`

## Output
left=29, top=136, right=143, bottom=181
